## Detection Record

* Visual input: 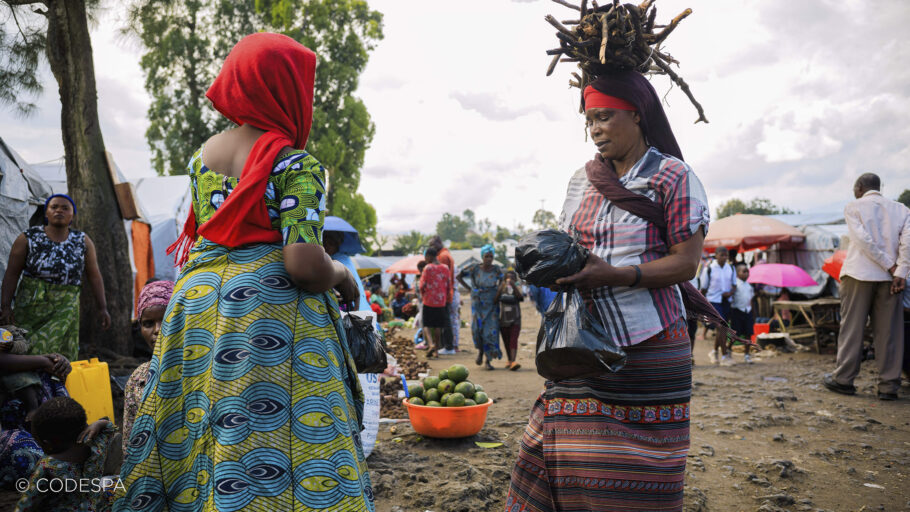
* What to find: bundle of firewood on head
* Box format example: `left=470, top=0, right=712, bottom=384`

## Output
left=545, top=0, right=707, bottom=123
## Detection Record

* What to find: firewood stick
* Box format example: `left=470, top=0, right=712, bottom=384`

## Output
left=551, top=0, right=581, bottom=11
left=654, top=8, right=691, bottom=45
left=652, top=57, right=708, bottom=123
left=545, top=15, right=577, bottom=38
left=599, top=13, right=609, bottom=64
left=546, top=54, right=561, bottom=76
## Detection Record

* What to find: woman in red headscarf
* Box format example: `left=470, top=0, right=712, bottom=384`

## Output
left=115, top=33, right=374, bottom=511
left=505, top=71, right=711, bottom=512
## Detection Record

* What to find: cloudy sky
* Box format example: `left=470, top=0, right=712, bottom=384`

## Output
left=2, top=0, right=908, bottom=234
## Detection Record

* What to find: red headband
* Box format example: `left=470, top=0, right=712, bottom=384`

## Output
left=583, top=86, right=637, bottom=111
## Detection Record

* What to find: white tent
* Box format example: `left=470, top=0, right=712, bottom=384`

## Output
left=132, top=176, right=192, bottom=281
left=0, top=137, right=53, bottom=279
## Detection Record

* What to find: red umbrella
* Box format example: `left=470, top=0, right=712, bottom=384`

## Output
left=747, top=263, right=817, bottom=287
left=704, top=214, right=805, bottom=252
left=384, top=254, right=425, bottom=275
left=822, top=250, right=846, bottom=282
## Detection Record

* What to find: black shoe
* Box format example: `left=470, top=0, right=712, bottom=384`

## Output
left=823, top=374, right=856, bottom=395
left=877, top=391, right=898, bottom=401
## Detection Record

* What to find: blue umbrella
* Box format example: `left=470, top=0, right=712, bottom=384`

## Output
left=324, top=216, right=366, bottom=255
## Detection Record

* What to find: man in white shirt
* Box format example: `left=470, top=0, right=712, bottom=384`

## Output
left=700, top=247, right=736, bottom=364
left=824, top=173, right=910, bottom=400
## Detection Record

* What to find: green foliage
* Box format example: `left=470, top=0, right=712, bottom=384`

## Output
left=0, top=4, right=47, bottom=116
left=393, top=230, right=427, bottom=255
left=436, top=212, right=470, bottom=243
left=532, top=209, right=558, bottom=230
left=494, top=243, right=509, bottom=267
left=449, top=241, right=473, bottom=250
left=466, top=231, right=490, bottom=248
left=462, top=209, right=475, bottom=230
left=898, top=189, right=910, bottom=208
left=494, top=226, right=512, bottom=242
left=715, top=197, right=795, bottom=219
left=127, top=0, right=383, bottom=241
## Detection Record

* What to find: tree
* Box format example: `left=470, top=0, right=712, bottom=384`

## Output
left=466, top=232, right=488, bottom=248
left=462, top=209, right=475, bottom=230
left=0, top=0, right=133, bottom=353
left=898, top=189, right=910, bottom=208
left=494, top=243, right=509, bottom=267
left=436, top=212, right=469, bottom=243
left=392, top=230, right=426, bottom=255
left=494, top=226, right=512, bottom=242
left=533, top=209, right=558, bottom=230
left=127, top=0, right=383, bottom=241
left=715, top=197, right=795, bottom=219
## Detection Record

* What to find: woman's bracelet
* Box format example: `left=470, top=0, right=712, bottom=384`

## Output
left=629, top=265, right=642, bottom=288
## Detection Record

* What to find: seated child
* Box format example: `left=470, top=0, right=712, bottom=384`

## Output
left=16, top=396, right=115, bottom=512
left=121, top=280, right=173, bottom=456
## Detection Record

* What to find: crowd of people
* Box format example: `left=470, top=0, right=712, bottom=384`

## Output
left=0, top=29, right=906, bottom=512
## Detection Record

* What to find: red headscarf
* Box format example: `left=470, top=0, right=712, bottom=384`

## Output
left=168, top=33, right=317, bottom=267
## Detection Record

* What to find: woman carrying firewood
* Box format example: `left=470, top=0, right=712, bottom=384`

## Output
left=505, top=2, right=717, bottom=511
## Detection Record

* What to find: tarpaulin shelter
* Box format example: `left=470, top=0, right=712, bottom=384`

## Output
left=0, top=137, right=53, bottom=280
left=131, top=176, right=192, bottom=282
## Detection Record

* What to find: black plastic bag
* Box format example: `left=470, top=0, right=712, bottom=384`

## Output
left=535, top=289, right=626, bottom=381
left=514, top=229, right=589, bottom=287
left=343, top=313, right=388, bottom=373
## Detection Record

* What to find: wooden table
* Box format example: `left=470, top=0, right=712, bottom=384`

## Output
left=771, top=298, right=841, bottom=353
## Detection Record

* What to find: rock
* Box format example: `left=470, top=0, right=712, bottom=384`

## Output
left=773, top=432, right=785, bottom=442
left=713, top=429, right=733, bottom=435
left=851, top=423, right=868, bottom=432
left=757, top=493, right=796, bottom=506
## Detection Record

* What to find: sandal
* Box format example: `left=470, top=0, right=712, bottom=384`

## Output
left=484, top=360, right=495, bottom=370
left=509, top=362, right=521, bottom=371
left=476, top=352, right=484, bottom=366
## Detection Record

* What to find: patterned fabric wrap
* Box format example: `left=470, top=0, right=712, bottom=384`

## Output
left=506, top=318, right=692, bottom=512
left=13, top=275, right=81, bottom=361
left=115, top=148, right=373, bottom=511
left=188, top=148, right=327, bottom=247
left=16, top=422, right=116, bottom=512
left=120, top=361, right=150, bottom=456
left=0, top=430, right=42, bottom=490
left=136, top=280, right=175, bottom=319
left=559, top=147, right=709, bottom=347
left=22, top=226, right=86, bottom=286
left=459, top=264, right=504, bottom=359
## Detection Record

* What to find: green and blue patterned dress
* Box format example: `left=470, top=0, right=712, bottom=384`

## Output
left=115, top=148, right=374, bottom=511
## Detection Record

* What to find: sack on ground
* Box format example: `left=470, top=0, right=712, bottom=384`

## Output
left=536, top=289, right=626, bottom=381
left=514, top=229, right=589, bottom=287
left=343, top=313, right=389, bottom=373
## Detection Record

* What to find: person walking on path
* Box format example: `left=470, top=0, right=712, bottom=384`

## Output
left=115, top=33, right=374, bottom=510
left=700, top=246, right=735, bottom=365
left=418, top=247, right=451, bottom=359
left=824, top=173, right=909, bottom=401
left=730, top=263, right=756, bottom=364
left=505, top=71, right=711, bottom=512
left=0, top=194, right=110, bottom=361
left=495, top=270, right=524, bottom=371
left=457, top=245, right=504, bottom=370
left=430, top=236, right=458, bottom=354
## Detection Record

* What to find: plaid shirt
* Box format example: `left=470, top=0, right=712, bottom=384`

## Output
left=558, top=147, right=710, bottom=347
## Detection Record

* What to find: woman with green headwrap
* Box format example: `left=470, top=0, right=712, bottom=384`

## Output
left=457, top=244, right=504, bottom=369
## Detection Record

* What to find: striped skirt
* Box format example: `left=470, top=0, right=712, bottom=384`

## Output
left=506, top=318, right=691, bottom=512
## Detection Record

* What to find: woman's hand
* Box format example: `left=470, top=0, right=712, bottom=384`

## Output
left=334, top=267, right=361, bottom=305
left=43, top=353, right=71, bottom=380
left=98, top=309, right=111, bottom=330
left=77, top=419, right=110, bottom=444
left=555, top=253, right=632, bottom=291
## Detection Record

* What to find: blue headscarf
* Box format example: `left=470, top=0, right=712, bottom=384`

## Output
left=44, top=194, right=76, bottom=224
left=480, top=244, right=495, bottom=257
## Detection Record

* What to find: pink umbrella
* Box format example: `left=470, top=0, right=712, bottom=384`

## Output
left=746, top=263, right=816, bottom=287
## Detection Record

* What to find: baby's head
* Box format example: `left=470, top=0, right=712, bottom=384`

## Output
left=29, top=396, right=87, bottom=454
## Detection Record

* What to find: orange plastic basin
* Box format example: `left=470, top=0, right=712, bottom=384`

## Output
left=403, top=398, right=493, bottom=438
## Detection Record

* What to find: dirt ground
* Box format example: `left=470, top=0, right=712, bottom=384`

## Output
left=369, top=298, right=910, bottom=512
left=3, top=297, right=908, bottom=512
